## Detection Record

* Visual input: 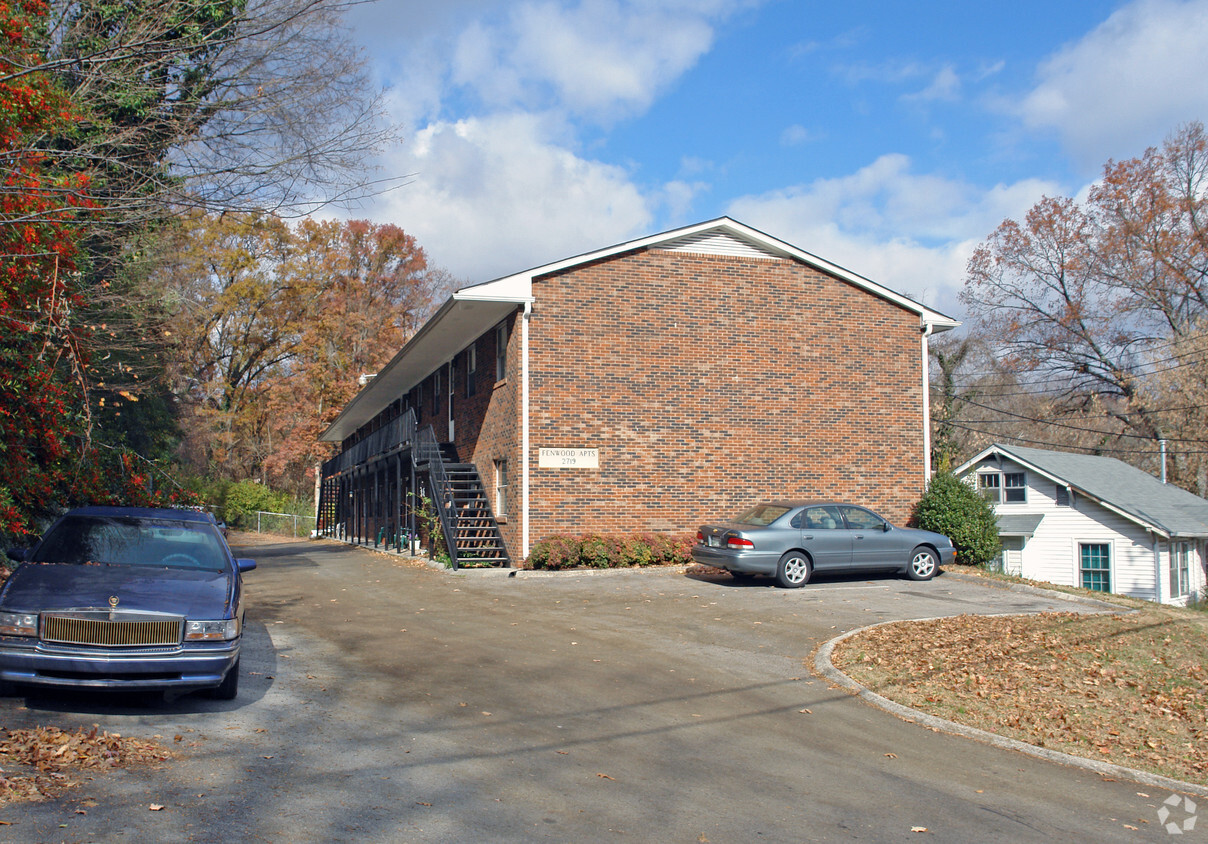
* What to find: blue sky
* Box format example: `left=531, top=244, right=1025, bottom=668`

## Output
left=346, top=0, right=1208, bottom=319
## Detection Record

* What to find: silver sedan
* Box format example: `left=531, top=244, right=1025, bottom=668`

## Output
left=692, top=500, right=956, bottom=588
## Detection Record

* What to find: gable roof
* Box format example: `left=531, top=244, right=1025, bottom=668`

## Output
left=320, top=217, right=960, bottom=443
left=956, top=443, right=1208, bottom=539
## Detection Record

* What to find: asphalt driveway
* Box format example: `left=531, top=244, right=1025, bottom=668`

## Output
left=0, top=539, right=1187, bottom=842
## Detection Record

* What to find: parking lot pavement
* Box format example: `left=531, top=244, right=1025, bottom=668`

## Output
left=0, top=541, right=1177, bottom=843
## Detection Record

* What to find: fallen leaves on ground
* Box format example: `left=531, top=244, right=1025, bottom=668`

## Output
left=832, top=609, right=1208, bottom=785
left=0, top=725, right=172, bottom=804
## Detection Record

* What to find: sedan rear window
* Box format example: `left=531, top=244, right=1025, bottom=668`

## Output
left=32, top=516, right=227, bottom=571
left=734, top=504, right=792, bottom=526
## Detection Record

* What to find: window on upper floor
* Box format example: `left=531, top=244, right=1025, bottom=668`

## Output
left=1003, top=472, right=1026, bottom=503
left=466, top=345, right=477, bottom=397
left=977, top=472, right=1001, bottom=504
left=495, top=323, right=508, bottom=382
left=977, top=470, right=1026, bottom=504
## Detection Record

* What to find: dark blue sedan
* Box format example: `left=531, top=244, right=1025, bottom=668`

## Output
left=0, top=506, right=255, bottom=699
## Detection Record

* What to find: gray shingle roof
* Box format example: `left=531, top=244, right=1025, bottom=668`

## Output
left=989, top=443, right=1208, bottom=538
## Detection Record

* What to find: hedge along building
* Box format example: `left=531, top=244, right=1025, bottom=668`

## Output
left=316, top=218, right=959, bottom=567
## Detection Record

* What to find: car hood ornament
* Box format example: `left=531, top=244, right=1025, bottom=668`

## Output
left=109, top=595, right=119, bottom=620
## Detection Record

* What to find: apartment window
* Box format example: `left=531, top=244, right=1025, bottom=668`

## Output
left=1079, top=543, right=1111, bottom=592
left=466, top=345, right=477, bottom=397
left=1003, top=472, right=1026, bottom=503
left=1171, top=542, right=1191, bottom=598
left=495, top=323, right=508, bottom=381
left=494, top=459, right=509, bottom=516
left=977, top=472, right=1001, bottom=504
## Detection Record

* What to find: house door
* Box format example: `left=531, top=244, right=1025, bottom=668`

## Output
left=1001, top=536, right=1024, bottom=576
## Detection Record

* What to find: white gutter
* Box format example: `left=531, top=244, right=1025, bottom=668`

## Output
left=522, top=301, right=532, bottom=558
left=921, top=322, right=934, bottom=484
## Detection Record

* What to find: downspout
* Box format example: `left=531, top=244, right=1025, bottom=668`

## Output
left=522, top=300, right=532, bottom=559
left=921, top=322, right=934, bottom=484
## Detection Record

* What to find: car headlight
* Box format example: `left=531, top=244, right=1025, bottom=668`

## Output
left=185, top=618, right=240, bottom=641
left=0, top=611, right=38, bottom=637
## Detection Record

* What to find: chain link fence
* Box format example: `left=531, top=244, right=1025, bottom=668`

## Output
left=253, top=511, right=317, bottom=538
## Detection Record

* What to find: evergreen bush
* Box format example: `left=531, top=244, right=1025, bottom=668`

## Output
left=913, top=471, right=1000, bottom=567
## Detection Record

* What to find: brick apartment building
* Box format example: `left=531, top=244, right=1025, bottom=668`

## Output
left=317, top=218, right=959, bottom=566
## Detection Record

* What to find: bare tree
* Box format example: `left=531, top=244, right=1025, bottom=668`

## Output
left=960, top=122, right=1208, bottom=486
left=1, top=0, right=395, bottom=225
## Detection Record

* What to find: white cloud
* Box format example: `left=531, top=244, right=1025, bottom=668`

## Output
left=725, top=155, right=1063, bottom=318
left=903, top=65, right=961, bottom=103
left=357, top=112, right=654, bottom=282
left=448, top=0, right=735, bottom=122
left=780, top=124, right=819, bottom=146
left=1017, top=0, right=1208, bottom=165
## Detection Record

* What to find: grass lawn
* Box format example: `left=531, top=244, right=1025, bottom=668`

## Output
left=831, top=569, right=1208, bottom=786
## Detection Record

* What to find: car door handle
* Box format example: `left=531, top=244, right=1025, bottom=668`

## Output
left=854, top=535, right=864, bottom=540
left=804, top=534, right=814, bottom=540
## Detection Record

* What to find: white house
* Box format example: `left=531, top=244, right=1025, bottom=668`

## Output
left=955, top=443, right=1208, bottom=605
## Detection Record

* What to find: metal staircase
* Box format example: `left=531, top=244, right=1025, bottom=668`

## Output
left=414, top=426, right=510, bottom=569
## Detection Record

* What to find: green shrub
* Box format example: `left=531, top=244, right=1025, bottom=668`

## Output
left=581, top=534, right=621, bottom=568
left=912, top=471, right=1000, bottom=567
left=219, top=480, right=299, bottom=529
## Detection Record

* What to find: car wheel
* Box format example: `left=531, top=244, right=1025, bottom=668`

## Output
left=907, top=547, right=938, bottom=581
left=208, top=659, right=240, bottom=700
left=775, top=552, right=811, bottom=588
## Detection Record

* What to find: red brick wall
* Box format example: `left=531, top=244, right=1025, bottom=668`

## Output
left=529, top=248, right=923, bottom=546
left=449, top=247, right=927, bottom=560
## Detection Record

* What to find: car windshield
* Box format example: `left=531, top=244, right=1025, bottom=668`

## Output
left=734, top=504, right=792, bottom=526
left=31, top=515, right=228, bottom=571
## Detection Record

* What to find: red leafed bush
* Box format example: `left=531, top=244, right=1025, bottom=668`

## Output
left=525, top=532, right=695, bottom=570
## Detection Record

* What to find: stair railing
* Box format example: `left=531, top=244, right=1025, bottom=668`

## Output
left=413, top=424, right=460, bottom=570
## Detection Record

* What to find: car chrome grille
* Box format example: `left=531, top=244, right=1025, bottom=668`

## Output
left=41, top=613, right=183, bottom=647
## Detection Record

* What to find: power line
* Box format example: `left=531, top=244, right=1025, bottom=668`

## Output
left=943, top=421, right=1208, bottom=456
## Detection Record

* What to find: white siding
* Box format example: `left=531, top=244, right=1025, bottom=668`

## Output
left=962, top=459, right=1160, bottom=602
left=656, top=231, right=781, bottom=260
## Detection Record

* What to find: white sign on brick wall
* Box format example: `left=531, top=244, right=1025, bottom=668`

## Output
left=539, top=448, right=599, bottom=469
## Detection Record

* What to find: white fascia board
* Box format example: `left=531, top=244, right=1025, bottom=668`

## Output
left=457, top=216, right=960, bottom=331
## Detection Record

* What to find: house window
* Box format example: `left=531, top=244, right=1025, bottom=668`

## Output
left=432, top=370, right=440, bottom=414
left=1079, top=543, right=1111, bottom=592
left=1171, top=542, right=1191, bottom=598
left=466, top=345, right=477, bottom=397
left=495, top=323, right=508, bottom=382
left=978, top=473, right=1001, bottom=503
left=1055, top=485, right=1070, bottom=506
left=494, top=459, right=509, bottom=516
left=1003, top=472, right=1026, bottom=503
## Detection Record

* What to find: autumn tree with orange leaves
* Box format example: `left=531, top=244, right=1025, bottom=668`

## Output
left=158, top=212, right=456, bottom=496
left=960, top=121, right=1208, bottom=492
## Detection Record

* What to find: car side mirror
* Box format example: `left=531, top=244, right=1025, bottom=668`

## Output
left=882, top=522, right=892, bottom=532
left=236, top=558, right=257, bottom=572
left=6, top=547, right=27, bottom=563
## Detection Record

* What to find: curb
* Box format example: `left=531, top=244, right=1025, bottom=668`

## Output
left=815, top=621, right=1208, bottom=798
